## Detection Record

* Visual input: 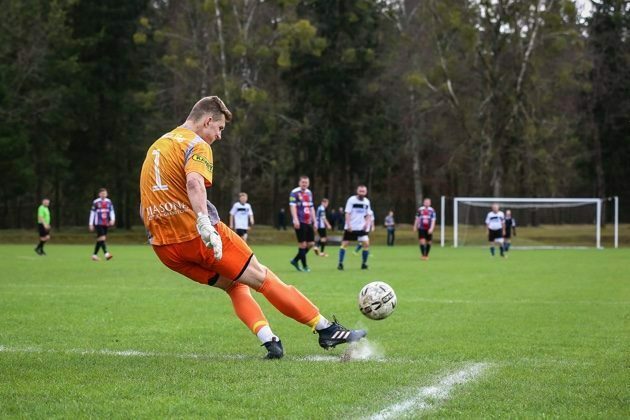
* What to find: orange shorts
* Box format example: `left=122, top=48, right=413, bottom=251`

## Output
left=153, top=222, right=254, bottom=285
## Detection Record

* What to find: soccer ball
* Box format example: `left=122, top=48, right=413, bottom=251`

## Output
left=358, top=281, right=397, bottom=320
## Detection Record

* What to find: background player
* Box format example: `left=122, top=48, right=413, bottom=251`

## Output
left=354, top=208, right=375, bottom=255
left=35, top=198, right=51, bottom=256
left=314, top=198, right=331, bottom=257
left=229, top=192, right=254, bottom=242
left=289, top=176, right=316, bottom=272
left=384, top=210, right=396, bottom=246
left=414, top=198, right=436, bottom=260
left=336, top=207, right=345, bottom=231
left=485, top=203, right=506, bottom=257
left=504, top=209, right=516, bottom=252
left=89, top=188, right=116, bottom=261
left=140, top=96, right=365, bottom=359
left=338, top=185, right=372, bottom=270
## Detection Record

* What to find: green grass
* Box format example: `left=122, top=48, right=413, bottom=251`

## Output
left=0, top=244, right=628, bottom=418
left=1, top=223, right=628, bottom=247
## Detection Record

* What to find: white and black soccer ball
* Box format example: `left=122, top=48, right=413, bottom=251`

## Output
left=358, top=281, right=397, bottom=320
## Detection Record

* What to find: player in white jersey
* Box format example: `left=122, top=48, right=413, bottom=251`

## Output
left=354, top=208, right=374, bottom=255
left=338, top=185, right=372, bottom=271
left=313, top=198, right=332, bottom=257
left=485, top=203, right=506, bottom=257
left=229, top=192, right=254, bottom=242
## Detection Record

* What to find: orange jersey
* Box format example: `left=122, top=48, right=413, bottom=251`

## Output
left=140, top=127, right=214, bottom=245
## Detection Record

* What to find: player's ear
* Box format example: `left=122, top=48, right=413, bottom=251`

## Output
left=204, top=115, right=213, bottom=127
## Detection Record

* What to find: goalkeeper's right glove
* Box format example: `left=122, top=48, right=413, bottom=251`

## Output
left=196, top=213, right=222, bottom=261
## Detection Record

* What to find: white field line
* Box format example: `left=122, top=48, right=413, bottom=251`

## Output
left=367, top=363, right=489, bottom=420
left=0, top=345, right=597, bottom=368
left=0, top=345, right=380, bottom=363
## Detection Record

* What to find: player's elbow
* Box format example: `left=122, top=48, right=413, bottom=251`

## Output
left=186, top=176, right=204, bottom=193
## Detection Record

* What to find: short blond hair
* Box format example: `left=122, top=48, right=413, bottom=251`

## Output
left=187, top=96, right=232, bottom=123
left=239, top=192, right=248, bottom=199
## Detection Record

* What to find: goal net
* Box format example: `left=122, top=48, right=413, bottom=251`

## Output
left=453, top=197, right=603, bottom=249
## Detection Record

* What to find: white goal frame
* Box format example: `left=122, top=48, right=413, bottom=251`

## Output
left=452, top=197, right=606, bottom=249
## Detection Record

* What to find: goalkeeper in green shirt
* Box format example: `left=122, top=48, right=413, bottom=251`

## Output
left=35, top=199, right=51, bottom=255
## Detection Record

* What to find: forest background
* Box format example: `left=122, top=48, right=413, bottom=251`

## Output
left=1, top=0, right=628, bottom=228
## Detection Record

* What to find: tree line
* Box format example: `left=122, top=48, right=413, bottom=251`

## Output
left=0, top=0, right=628, bottom=229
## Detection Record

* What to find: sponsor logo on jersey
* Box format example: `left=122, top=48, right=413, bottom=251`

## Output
left=145, top=200, right=189, bottom=221
left=192, top=154, right=213, bottom=173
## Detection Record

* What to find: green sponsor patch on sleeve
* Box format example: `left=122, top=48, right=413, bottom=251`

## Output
left=192, top=154, right=213, bottom=173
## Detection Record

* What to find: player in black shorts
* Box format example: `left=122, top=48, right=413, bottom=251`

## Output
left=89, top=188, right=115, bottom=261
left=485, top=204, right=506, bottom=257
left=314, top=198, right=332, bottom=257
left=338, top=186, right=372, bottom=270
left=504, top=209, right=516, bottom=252
left=35, top=198, right=51, bottom=256
left=414, top=198, right=436, bottom=260
left=289, top=176, right=316, bottom=272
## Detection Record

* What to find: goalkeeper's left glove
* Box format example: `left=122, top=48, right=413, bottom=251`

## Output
left=196, top=213, right=222, bottom=261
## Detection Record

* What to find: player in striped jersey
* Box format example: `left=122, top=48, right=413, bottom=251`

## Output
left=313, top=198, right=331, bottom=257
left=289, top=176, right=316, bottom=272
left=89, top=188, right=115, bottom=261
left=414, top=198, right=436, bottom=260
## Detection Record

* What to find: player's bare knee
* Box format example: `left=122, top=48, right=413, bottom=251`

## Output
left=238, top=256, right=266, bottom=289
left=212, top=275, right=233, bottom=291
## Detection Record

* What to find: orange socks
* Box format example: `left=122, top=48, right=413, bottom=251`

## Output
left=226, top=282, right=268, bottom=334
left=227, top=269, right=321, bottom=339
left=257, top=269, right=320, bottom=325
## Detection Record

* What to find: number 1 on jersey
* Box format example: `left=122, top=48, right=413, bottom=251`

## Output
left=152, top=149, right=169, bottom=191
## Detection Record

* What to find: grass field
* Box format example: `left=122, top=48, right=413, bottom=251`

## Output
left=0, top=223, right=628, bottom=247
left=1, top=244, right=628, bottom=418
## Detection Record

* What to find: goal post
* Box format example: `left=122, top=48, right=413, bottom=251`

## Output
left=452, top=197, right=607, bottom=249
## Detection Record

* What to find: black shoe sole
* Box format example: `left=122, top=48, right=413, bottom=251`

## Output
left=264, top=352, right=284, bottom=359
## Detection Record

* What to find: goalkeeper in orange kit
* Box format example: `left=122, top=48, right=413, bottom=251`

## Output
left=139, top=96, right=366, bottom=359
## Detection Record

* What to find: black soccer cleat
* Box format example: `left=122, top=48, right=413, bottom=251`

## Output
left=337, top=263, right=344, bottom=271
left=262, top=338, right=284, bottom=359
left=361, top=263, right=368, bottom=270
left=290, top=260, right=302, bottom=272
left=317, top=317, right=367, bottom=350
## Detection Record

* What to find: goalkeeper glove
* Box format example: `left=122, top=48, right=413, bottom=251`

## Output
left=196, top=212, right=222, bottom=261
